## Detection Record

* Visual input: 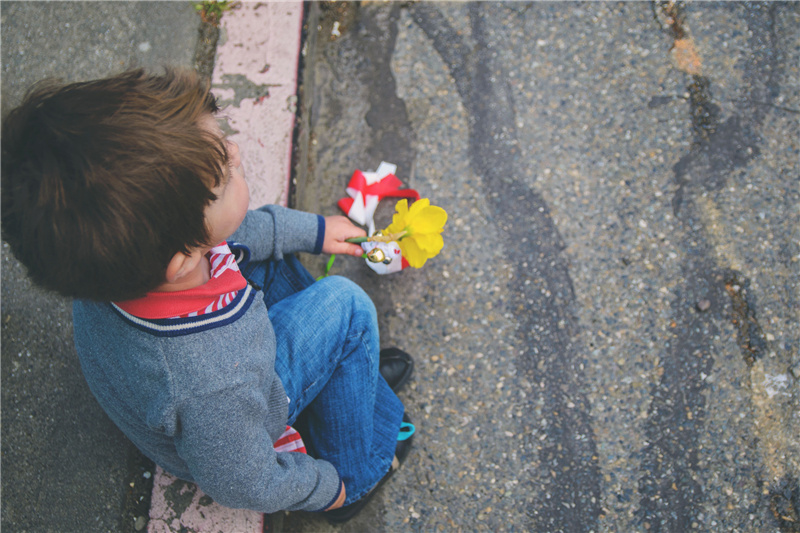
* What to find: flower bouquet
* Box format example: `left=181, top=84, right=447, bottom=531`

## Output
left=338, top=162, right=447, bottom=275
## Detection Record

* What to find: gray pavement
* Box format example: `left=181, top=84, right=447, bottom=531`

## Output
left=289, top=2, right=799, bottom=532
left=2, top=2, right=799, bottom=533
left=1, top=3, right=200, bottom=531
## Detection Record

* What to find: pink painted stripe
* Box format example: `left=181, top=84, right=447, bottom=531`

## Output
left=212, top=1, right=305, bottom=209
left=148, top=467, right=265, bottom=533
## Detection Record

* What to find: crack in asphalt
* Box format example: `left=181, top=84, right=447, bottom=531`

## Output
left=770, top=475, right=800, bottom=532
left=357, top=5, right=416, bottom=178
left=637, top=2, right=792, bottom=530
left=724, top=272, right=768, bottom=367
left=410, top=4, right=602, bottom=531
left=193, top=19, right=219, bottom=82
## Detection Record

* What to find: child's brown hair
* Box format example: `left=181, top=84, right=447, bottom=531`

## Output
left=1, top=68, right=228, bottom=301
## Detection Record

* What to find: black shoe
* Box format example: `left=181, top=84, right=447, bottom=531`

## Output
left=325, top=413, right=415, bottom=523
left=393, top=412, right=415, bottom=463
left=379, top=348, right=414, bottom=393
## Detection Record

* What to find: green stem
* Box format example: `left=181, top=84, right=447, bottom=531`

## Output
left=346, top=231, right=408, bottom=244
left=315, top=254, right=337, bottom=281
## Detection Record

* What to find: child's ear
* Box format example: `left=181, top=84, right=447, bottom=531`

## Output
left=165, top=249, right=204, bottom=284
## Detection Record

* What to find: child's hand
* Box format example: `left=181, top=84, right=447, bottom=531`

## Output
left=325, top=481, right=347, bottom=511
left=323, top=216, right=366, bottom=257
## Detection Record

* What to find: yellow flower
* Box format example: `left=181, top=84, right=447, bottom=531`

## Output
left=382, top=198, right=447, bottom=268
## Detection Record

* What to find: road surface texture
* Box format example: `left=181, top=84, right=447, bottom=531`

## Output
left=289, top=2, right=799, bottom=532
left=1, top=2, right=798, bottom=533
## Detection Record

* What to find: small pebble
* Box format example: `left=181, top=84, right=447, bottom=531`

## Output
left=134, top=516, right=147, bottom=531
left=696, top=299, right=711, bottom=312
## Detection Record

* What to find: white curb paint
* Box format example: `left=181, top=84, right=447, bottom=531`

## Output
left=214, top=1, right=304, bottom=209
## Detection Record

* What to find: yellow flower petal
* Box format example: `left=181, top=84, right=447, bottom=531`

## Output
left=398, top=237, right=428, bottom=268
left=411, top=232, right=444, bottom=254
left=379, top=198, right=447, bottom=268
left=406, top=198, right=430, bottom=219
left=384, top=199, right=410, bottom=235
left=407, top=205, right=447, bottom=234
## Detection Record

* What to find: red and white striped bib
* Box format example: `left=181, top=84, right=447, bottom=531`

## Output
left=114, top=243, right=248, bottom=319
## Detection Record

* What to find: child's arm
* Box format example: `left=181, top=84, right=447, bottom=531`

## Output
left=229, top=207, right=367, bottom=261
left=325, top=482, right=346, bottom=511
left=229, top=205, right=323, bottom=262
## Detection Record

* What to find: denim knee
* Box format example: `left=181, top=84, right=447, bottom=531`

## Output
left=315, top=276, right=378, bottom=345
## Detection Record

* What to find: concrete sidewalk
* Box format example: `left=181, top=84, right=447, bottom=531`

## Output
left=1, top=4, right=201, bottom=532
left=1, top=2, right=305, bottom=531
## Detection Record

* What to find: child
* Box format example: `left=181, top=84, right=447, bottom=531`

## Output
left=1, top=68, right=414, bottom=521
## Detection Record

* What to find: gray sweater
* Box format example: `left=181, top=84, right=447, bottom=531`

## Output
left=73, top=206, right=341, bottom=513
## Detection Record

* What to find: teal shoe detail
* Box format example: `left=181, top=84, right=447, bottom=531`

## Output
left=398, top=421, right=415, bottom=441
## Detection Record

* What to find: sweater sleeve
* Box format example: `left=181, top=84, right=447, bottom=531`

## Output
left=173, top=384, right=342, bottom=513
left=229, top=205, right=324, bottom=262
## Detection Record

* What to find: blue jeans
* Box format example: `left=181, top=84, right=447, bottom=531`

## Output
left=243, top=256, right=404, bottom=505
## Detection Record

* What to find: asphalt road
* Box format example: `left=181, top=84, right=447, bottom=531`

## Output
left=290, top=2, right=799, bottom=532
left=2, top=2, right=798, bottom=533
